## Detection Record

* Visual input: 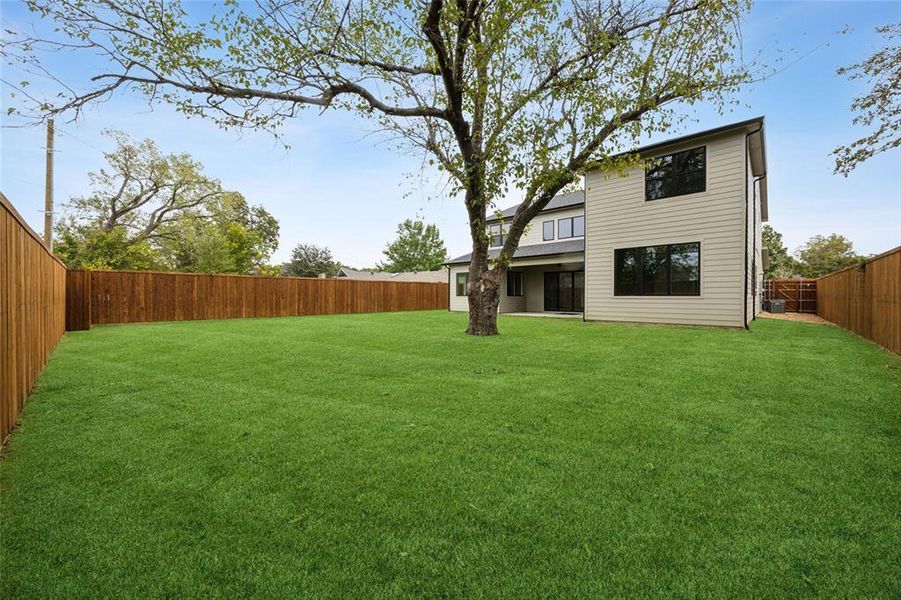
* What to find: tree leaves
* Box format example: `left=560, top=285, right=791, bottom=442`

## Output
left=833, top=22, right=901, bottom=176
left=54, top=131, right=279, bottom=273
left=379, top=218, right=449, bottom=272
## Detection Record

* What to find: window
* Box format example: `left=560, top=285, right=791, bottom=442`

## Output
left=669, top=243, right=701, bottom=295
left=645, top=146, right=706, bottom=201
left=544, top=271, right=584, bottom=312
left=488, top=223, right=509, bottom=247
left=507, top=271, right=523, bottom=297
left=557, top=215, right=585, bottom=239
left=543, top=220, right=554, bottom=241
left=456, top=272, right=469, bottom=296
left=614, top=243, right=700, bottom=296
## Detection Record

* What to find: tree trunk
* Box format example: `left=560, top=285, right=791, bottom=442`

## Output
left=466, top=267, right=501, bottom=335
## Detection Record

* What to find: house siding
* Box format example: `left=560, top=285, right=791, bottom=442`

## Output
left=584, top=132, right=747, bottom=327
left=448, top=265, right=527, bottom=313
left=495, top=206, right=585, bottom=248
left=745, top=157, right=764, bottom=325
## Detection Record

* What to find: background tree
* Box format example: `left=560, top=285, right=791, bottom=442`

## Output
left=379, top=218, right=448, bottom=272
left=168, top=193, right=280, bottom=274
left=282, top=243, right=340, bottom=278
left=54, top=225, right=160, bottom=270
left=761, top=224, right=799, bottom=278
left=53, top=131, right=279, bottom=272
left=10, top=0, right=753, bottom=334
left=795, top=234, right=864, bottom=278
left=833, top=23, right=901, bottom=176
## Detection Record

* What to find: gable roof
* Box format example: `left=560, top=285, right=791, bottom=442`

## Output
left=446, top=239, right=584, bottom=265
left=488, top=190, right=584, bottom=223
left=337, top=267, right=448, bottom=283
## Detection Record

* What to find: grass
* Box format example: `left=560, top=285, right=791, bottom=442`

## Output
left=1, top=311, right=899, bottom=598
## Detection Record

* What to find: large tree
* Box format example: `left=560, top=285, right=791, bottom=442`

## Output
left=379, top=218, right=448, bottom=272
left=833, top=23, right=901, bottom=176
left=54, top=130, right=279, bottom=272
left=9, top=0, right=752, bottom=334
left=795, top=234, right=864, bottom=278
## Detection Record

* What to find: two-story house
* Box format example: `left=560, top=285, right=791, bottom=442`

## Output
left=446, top=117, right=768, bottom=327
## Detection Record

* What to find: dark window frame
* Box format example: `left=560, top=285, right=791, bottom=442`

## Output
left=557, top=215, right=585, bottom=240
left=645, top=146, right=707, bottom=201
left=488, top=223, right=509, bottom=247
left=543, top=270, right=585, bottom=312
left=456, top=272, right=469, bottom=296
left=507, top=271, right=524, bottom=297
left=613, top=242, right=701, bottom=296
left=542, top=220, right=554, bottom=241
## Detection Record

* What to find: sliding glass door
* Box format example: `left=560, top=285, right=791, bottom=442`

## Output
left=544, top=271, right=584, bottom=312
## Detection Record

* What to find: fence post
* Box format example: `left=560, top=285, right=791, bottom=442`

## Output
left=65, top=269, right=92, bottom=331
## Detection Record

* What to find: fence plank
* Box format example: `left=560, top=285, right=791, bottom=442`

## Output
left=816, top=247, right=900, bottom=355
left=67, top=269, right=449, bottom=328
left=1, top=194, right=67, bottom=443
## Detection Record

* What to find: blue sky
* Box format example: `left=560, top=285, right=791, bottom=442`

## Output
left=1, top=0, right=899, bottom=267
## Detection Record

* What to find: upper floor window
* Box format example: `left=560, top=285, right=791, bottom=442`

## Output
left=645, top=146, right=706, bottom=201
left=542, top=221, right=554, bottom=241
left=488, top=223, right=509, bottom=247
left=614, top=242, right=700, bottom=296
left=558, top=215, right=585, bottom=239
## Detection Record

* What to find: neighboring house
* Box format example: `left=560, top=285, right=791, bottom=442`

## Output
left=446, top=117, right=768, bottom=327
left=337, top=266, right=449, bottom=284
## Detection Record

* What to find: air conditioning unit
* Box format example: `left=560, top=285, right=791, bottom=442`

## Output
left=769, top=299, right=785, bottom=314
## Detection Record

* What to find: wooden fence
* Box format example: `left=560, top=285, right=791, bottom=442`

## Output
left=1, top=194, right=67, bottom=443
left=763, top=278, right=818, bottom=313
left=66, top=269, right=449, bottom=329
left=816, top=247, right=900, bottom=355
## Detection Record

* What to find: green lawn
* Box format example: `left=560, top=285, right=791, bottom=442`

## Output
left=1, top=312, right=899, bottom=598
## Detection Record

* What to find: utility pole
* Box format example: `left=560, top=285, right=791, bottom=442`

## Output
left=43, top=118, right=55, bottom=249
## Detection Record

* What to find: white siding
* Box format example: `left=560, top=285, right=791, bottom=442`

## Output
left=447, top=264, right=526, bottom=313
left=584, top=132, right=748, bottom=327
left=498, top=206, right=585, bottom=247
left=500, top=272, right=527, bottom=312
left=449, top=265, right=468, bottom=312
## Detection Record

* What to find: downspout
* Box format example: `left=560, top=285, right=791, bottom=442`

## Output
left=751, top=173, right=764, bottom=321
left=582, top=173, right=587, bottom=322
left=743, top=128, right=763, bottom=330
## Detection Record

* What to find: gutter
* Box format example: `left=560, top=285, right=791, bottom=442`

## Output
left=751, top=173, right=765, bottom=321
left=743, top=127, right=763, bottom=329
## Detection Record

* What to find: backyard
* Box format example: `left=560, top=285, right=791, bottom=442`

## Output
left=1, top=311, right=899, bottom=597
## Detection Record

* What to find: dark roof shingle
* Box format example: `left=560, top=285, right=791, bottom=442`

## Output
left=447, top=239, right=584, bottom=265
left=488, top=190, right=584, bottom=222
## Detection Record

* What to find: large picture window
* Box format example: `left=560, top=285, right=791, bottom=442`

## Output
left=557, top=215, right=585, bottom=239
left=614, top=243, right=700, bottom=296
left=456, top=273, right=469, bottom=296
left=488, top=223, right=509, bottom=247
left=507, top=271, right=523, bottom=297
left=645, top=146, right=706, bottom=201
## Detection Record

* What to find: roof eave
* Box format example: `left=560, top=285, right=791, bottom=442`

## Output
left=746, top=125, right=768, bottom=222
left=592, top=116, right=767, bottom=167
left=445, top=250, right=585, bottom=266
left=485, top=202, right=585, bottom=224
